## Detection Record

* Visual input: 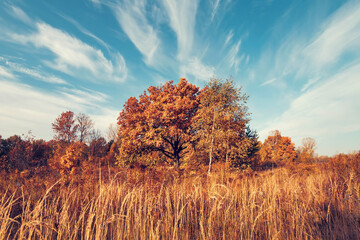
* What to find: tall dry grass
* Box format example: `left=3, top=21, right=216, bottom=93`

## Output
left=1, top=167, right=359, bottom=239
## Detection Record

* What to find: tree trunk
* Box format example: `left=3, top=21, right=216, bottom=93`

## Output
left=174, top=154, right=180, bottom=169
left=225, top=133, right=229, bottom=166
left=208, top=134, right=214, bottom=174
left=208, top=108, right=216, bottom=175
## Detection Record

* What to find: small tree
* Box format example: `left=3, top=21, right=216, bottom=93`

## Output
left=107, top=123, right=119, bottom=142
left=77, top=113, right=94, bottom=143
left=228, top=127, right=261, bottom=169
left=260, top=130, right=296, bottom=165
left=52, top=111, right=78, bottom=143
left=192, top=78, right=249, bottom=173
left=298, top=137, right=317, bottom=163
left=50, top=141, right=87, bottom=178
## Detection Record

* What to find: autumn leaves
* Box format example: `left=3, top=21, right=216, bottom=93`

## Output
left=49, top=77, right=299, bottom=172
left=117, top=78, right=260, bottom=170
left=117, top=78, right=201, bottom=168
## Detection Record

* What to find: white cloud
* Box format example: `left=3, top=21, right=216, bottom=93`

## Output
left=150, top=4, right=167, bottom=26
left=113, top=0, right=160, bottom=66
left=227, top=40, right=243, bottom=73
left=90, top=0, right=101, bottom=5
left=10, top=22, right=127, bottom=83
left=225, top=29, right=233, bottom=46
left=259, top=64, right=360, bottom=155
left=59, top=14, right=111, bottom=53
left=2, top=59, right=67, bottom=84
left=211, top=0, right=221, bottom=21
left=0, top=79, right=117, bottom=140
left=60, top=87, right=108, bottom=106
left=180, top=57, right=215, bottom=81
left=261, top=78, right=276, bottom=86
left=162, top=0, right=199, bottom=61
left=303, top=1, right=360, bottom=71
left=91, top=109, right=119, bottom=137
left=301, top=76, right=320, bottom=92
left=0, top=65, right=15, bottom=79
left=258, top=1, right=360, bottom=88
left=245, top=55, right=250, bottom=64
left=8, top=5, right=32, bottom=25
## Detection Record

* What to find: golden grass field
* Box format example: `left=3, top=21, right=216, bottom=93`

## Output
left=1, top=163, right=359, bottom=240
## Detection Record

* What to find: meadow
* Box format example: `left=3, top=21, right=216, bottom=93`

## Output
left=1, top=158, right=359, bottom=240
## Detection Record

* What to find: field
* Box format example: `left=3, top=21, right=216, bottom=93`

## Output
left=1, top=161, right=360, bottom=240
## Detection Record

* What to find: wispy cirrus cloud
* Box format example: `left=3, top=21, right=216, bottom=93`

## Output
left=256, top=1, right=360, bottom=154
left=0, top=57, right=68, bottom=85
left=7, top=5, right=32, bottom=25
left=9, top=22, right=127, bottom=83
left=260, top=78, right=276, bottom=87
left=227, top=40, right=244, bottom=73
left=0, top=65, right=15, bottom=79
left=224, top=29, right=234, bottom=46
left=59, top=87, right=108, bottom=106
left=58, top=13, right=111, bottom=54
left=162, top=0, right=199, bottom=61
left=180, top=57, right=215, bottom=82
left=258, top=1, right=360, bottom=88
left=211, top=0, right=221, bottom=21
left=259, top=63, right=360, bottom=155
left=302, top=1, right=360, bottom=72
left=0, top=79, right=117, bottom=139
left=112, top=0, right=161, bottom=66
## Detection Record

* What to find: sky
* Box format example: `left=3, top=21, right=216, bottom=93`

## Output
left=0, top=0, right=359, bottom=156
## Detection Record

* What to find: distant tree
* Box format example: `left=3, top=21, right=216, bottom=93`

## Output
left=52, top=111, right=78, bottom=143
left=0, top=135, right=33, bottom=172
left=260, top=130, right=296, bottom=164
left=30, top=139, right=52, bottom=167
left=88, top=129, right=107, bottom=160
left=0, top=135, right=7, bottom=171
left=117, top=78, right=200, bottom=168
left=298, top=137, right=317, bottom=163
left=50, top=141, right=87, bottom=177
left=107, top=123, right=119, bottom=142
left=76, top=113, right=94, bottom=143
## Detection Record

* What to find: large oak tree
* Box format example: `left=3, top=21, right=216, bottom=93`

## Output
left=117, top=78, right=200, bottom=167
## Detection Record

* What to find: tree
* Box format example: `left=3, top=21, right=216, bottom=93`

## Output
left=192, top=78, right=249, bottom=173
left=298, top=137, right=317, bottom=163
left=52, top=111, right=78, bottom=143
left=50, top=142, right=87, bottom=178
left=107, top=123, right=119, bottom=142
left=88, top=129, right=107, bottom=160
left=76, top=113, right=94, bottom=143
left=117, top=78, right=200, bottom=168
left=260, top=130, right=296, bottom=164
left=228, top=126, right=261, bottom=169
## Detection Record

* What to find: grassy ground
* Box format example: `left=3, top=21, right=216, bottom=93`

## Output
left=0, top=165, right=359, bottom=239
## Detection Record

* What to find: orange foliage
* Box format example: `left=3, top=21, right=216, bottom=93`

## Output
left=50, top=142, right=87, bottom=178
left=117, top=78, right=200, bottom=167
left=192, top=78, right=250, bottom=170
left=52, top=111, right=78, bottom=143
left=260, top=130, right=296, bottom=164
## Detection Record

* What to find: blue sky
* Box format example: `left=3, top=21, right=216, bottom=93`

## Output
left=0, top=0, right=359, bottom=156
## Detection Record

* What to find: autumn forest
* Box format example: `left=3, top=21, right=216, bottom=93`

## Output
left=1, top=78, right=360, bottom=239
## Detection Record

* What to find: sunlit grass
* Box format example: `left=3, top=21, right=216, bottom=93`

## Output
left=1, top=165, right=359, bottom=239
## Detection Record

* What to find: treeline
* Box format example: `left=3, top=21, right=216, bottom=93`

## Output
left=0, top=78, right=357, bottom=180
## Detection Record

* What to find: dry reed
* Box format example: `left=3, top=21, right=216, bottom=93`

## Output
left=1, top=167, right=359, bottom=239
